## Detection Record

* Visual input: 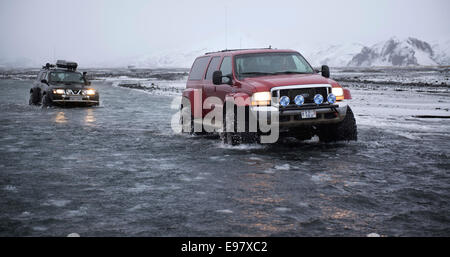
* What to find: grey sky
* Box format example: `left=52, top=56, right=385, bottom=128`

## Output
left=0, top=0, right=448, bottom=67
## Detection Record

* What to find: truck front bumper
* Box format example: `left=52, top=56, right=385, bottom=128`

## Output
left=51, top=95, right=99, bottom=106
left=250, top=102, right=348, bottom=127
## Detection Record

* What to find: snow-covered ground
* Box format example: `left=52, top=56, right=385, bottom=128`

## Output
left=332, top=67, right=449, bottom=87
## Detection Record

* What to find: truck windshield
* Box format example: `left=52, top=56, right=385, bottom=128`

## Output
left=235, top=52, right=314, bottom=79
left=49, top=71, right=84, bottom=83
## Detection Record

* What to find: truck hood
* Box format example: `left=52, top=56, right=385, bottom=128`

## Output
left=49, top=82, right=86, bottom=89
left=241, top=74, right=336, bottom=92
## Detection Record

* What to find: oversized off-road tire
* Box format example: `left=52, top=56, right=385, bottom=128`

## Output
left=317, top=106, right=357, bottom=142
left=221, top=106, right=259, bottom=146
left=29, top=89, right=41, bottom=105
left=42, top=93, right=52, bottom=107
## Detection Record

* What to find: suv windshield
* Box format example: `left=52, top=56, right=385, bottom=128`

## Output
left=235, top=52, right=314, bottom=79
left=49, top=71, right=84, bottom=83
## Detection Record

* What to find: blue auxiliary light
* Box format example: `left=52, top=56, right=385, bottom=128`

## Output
left=294, top=95, right=305, bottom=106
left=314, top=94, right=324, bottom=105
left=327, top=93, right=336, bottom=104
left=279, top=96, right=290, bottom=107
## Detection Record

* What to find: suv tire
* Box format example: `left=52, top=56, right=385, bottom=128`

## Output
left=42, top=93, right=52, bottom=107
left=221, top=106, right=259, bottom=145
left=318, top=106, right=357, bottom=142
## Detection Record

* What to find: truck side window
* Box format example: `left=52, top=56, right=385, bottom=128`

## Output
left=188, top=57, right=210, bottom=81
left=220, top=57, right=232, bottom=76
left=205, top=57, right=221, bottom=80
left=220, top=57, right=232, bottom=83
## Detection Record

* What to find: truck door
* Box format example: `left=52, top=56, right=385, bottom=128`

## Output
left=214, top=56, right=234, bottom=102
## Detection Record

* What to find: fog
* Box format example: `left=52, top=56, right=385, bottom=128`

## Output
left=0, top=0, right=449, bottom=67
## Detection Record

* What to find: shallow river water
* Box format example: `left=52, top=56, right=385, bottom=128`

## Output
left=0, top=78, right=449, bottom=236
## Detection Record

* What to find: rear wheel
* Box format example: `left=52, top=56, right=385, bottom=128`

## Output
left=317, top=106, right=357, bottom=142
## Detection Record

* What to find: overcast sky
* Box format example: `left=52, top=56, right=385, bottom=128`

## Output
left=0, top=0, right=448, bottom=67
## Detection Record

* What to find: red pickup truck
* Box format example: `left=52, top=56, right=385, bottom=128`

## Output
left=180, top=48, right=357, bottom=145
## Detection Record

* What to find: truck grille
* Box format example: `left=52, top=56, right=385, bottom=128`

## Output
left=66, top=89, right=82, bottom=95
left=272, top=86, right=330, bottom=106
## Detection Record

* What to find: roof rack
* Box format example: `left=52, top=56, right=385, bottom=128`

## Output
left=205, top=46, right=274, bottom=55
left=56, top=60, right=78, bottom=71
left=42, top=60, right=78, bottom=71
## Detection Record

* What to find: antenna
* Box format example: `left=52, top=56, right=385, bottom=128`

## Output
left=225, top=6, right=228, bottom=50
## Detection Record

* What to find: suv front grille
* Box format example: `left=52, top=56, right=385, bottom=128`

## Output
left=279, top=87, right=328, bottom=105
left=271, top=86, right=331, bottom=107
left=66, top=89, right=82, bottom=95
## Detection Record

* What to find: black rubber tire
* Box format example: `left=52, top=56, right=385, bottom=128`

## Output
left=42, top=93, right=52, bottom=107
left=318, top=106, right=357, bottom=142
left=221, top=106, right=259, bottom=145
left=29, top=90, right=40, bottom=105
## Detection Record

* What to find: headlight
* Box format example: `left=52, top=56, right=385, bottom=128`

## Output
left=314, top=94, right=324, bottom=105
left=294, top=95, right=305, bottom=106
left=332, top=87, right=344, bottom=101
left=279, top=96, right=290, bottom=107
left=327, top=94, right=336, bottom=104
left=251, top=92, right=271, bottom=106
left=53, top=89, right=66, bottom=94
left=84, top=89, right=96, bottom=96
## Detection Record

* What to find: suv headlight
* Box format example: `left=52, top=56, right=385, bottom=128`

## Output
left=251, top=92, right=271, bottom=106
left=53, top=89, right=66, bottom=94
left=83, top=89, right=96, bottom=96
left=331, top=87, right=344, bottom=101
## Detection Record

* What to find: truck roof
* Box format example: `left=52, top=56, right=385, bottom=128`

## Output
left=204, top=48, right=298, bottom=56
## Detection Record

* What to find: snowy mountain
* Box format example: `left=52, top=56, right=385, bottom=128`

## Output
left=304, top=43, right=365, bottom=67
left=348, top=37, right=439, bottom=66
left=124, top=49, right=210, bottom=68
left=432, top=39, right=450, bottom=65
left=307, top=37, right=450, bottom=67
left=1, top=37, right=448, bottom=69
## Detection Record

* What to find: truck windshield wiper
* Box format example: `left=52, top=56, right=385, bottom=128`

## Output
left=240, top=72, right=275, bottom=76
left=272, top=71, right=311, bottom=74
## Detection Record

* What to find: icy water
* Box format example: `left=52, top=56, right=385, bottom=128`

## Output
left=0, top=77, right=449, bottom=236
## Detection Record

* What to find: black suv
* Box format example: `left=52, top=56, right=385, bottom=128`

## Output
left=29, top=60, right=99, bottom=107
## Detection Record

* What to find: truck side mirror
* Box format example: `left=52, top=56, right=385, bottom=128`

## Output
left=83, top=72, right=90, bottom=85
left=213, top=70, right=233, bottom=85
left=41, top=79, right=48, bottom=84
left=212, top=70, right=223, bottom=85
left=321, top=65, right=330, bottom=78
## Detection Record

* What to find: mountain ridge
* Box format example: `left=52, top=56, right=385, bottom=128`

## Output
left=306, top=37, right=450, bottom=67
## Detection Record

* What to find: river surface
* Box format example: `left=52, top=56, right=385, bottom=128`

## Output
left=0, top=76, right=449, bottom=236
